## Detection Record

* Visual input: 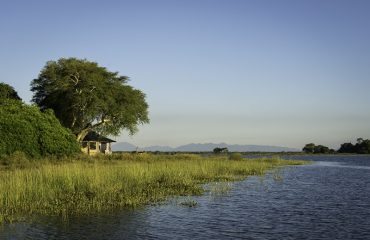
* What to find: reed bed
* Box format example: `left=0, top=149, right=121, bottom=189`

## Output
left=0, top=153, right=306, bottom=223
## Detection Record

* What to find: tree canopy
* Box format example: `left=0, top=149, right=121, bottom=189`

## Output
left=31, top=58, right=149, bottom=141
left=338, top=138, right=370, bottom=154
left=302, top=143, right=315, bottom=153
left=302, top=143, right=332, bottom=154
left=303, top=138, right=370, bottom=154
left=0, top=82, right=21, bottom=101
left=0, top=99, right=80, bottom=157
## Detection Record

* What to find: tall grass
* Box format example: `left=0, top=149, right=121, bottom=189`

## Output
left=0, top=153, right=306, bottom=223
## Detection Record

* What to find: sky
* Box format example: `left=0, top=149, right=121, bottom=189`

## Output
left=1, top=0, right=370, bottom=149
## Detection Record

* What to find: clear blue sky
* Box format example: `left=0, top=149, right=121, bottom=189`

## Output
left=1, top=0, right=369, bottom=149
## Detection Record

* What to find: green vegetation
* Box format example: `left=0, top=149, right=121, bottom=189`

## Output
left=302, top=143, right=334, bottom=154
left=209, top=182, right=232, bottom=196
left=0, top=154, right=306, bottom=223
left=0, top=82, right=21, bottom=101
left=2, top=57, right=150, bottom=158
left=31, top=58, right=149, bottom=142
left=303, top=138, right=370, bottom=154
left=338, top=138, right=370, bottom=154
left=213, top=147, right=228, bottom=154
left=0, top=100, right=80, bottom=157
left=179, top=198, right=198, bottom=207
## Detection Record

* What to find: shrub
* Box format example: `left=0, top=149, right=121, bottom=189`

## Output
left=229, top=152, right=243, bottom=160
left=0, top=100, right=80, bottom=157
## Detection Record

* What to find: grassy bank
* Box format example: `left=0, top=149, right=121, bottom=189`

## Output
left=0, top=153, right=306, bottom=223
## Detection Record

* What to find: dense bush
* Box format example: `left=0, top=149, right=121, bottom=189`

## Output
left=0, top=82, right=21, bottom=101
left=0, top=100, right=80, bottom=157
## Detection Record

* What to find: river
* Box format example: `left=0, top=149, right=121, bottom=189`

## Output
left=1, top=155, right=370, bottom=239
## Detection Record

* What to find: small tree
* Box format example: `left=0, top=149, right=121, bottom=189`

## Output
left=213, top=147, right=228, bottom=154
left=302, top=143, right=315, bottom=153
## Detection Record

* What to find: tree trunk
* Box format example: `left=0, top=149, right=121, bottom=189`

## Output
left=76, top=120, right=107, bottom=142
left=76, top=128, right=91, bottom=142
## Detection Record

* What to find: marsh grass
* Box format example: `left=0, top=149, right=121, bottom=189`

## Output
left=0, top=153, right=306, bottom=223
left=272, top=168, right=284, bottom=182
left=179, top=198, right=198, bottom=207
left=209, top=182, right=233, bottom=196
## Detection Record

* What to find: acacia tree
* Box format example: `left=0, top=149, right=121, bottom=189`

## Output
left=213, top=147, right=228, bottom=154
left=31, top=58, right=149, bottom=142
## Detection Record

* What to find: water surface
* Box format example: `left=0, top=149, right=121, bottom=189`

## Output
left=1, top=155, right=370, bottom=239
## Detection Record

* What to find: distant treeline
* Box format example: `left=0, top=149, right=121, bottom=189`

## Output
left=303, top=138, right=370, bottom=154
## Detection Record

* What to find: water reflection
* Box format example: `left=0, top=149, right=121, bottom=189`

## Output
left=1, top=209, right=151, bottom=240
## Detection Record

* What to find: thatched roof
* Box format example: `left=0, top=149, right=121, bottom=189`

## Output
left=82, top=131, right=116, bottom=143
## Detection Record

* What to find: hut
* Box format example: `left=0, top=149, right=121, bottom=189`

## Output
left=81, top=131, right=116, bottom=155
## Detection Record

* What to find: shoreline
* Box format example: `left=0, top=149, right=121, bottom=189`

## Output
left=0, top=153, right=307, bottom=224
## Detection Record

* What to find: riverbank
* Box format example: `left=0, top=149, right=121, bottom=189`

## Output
left=0, top=153, right=306, bottom=224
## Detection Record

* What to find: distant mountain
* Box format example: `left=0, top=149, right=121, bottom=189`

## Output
left=140, top=145, right=175, bottom=152
left=176, top=143, right=228, bottom=152
left=112, top=142, right=299, bottom=152
left=111, top=142, right=137, bottom=152
left=175, top=143, right=298, bottom=152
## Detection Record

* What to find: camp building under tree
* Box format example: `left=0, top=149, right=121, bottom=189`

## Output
left=81, top=131, right=115, bottom=155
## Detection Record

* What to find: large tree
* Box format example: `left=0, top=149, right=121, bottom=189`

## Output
left=31, top=58, right=149, bottom=142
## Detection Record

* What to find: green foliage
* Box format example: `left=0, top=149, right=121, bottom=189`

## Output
left=302, top=143, right=331, bottom=154
left=31, top=58, right=149, bottom=141
left=302, top=143, right=315, bottom=153
left=314, top=145, right=330, bottom=154
left=338, top=138, right=370, bottom=154
left=229, top=152, right=243, bottom=160
left=0, top=100, right=80, bottom=157
left=356, top=139, right=370, bottom=154
left=0, top=82, right=21, bottom=101
left=304, top=139, right=370, bottom=154
left=337, top=142, right=355, bottom=153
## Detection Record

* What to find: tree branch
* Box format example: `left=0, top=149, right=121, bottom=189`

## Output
left=70, top=72, right=80, bottom=85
